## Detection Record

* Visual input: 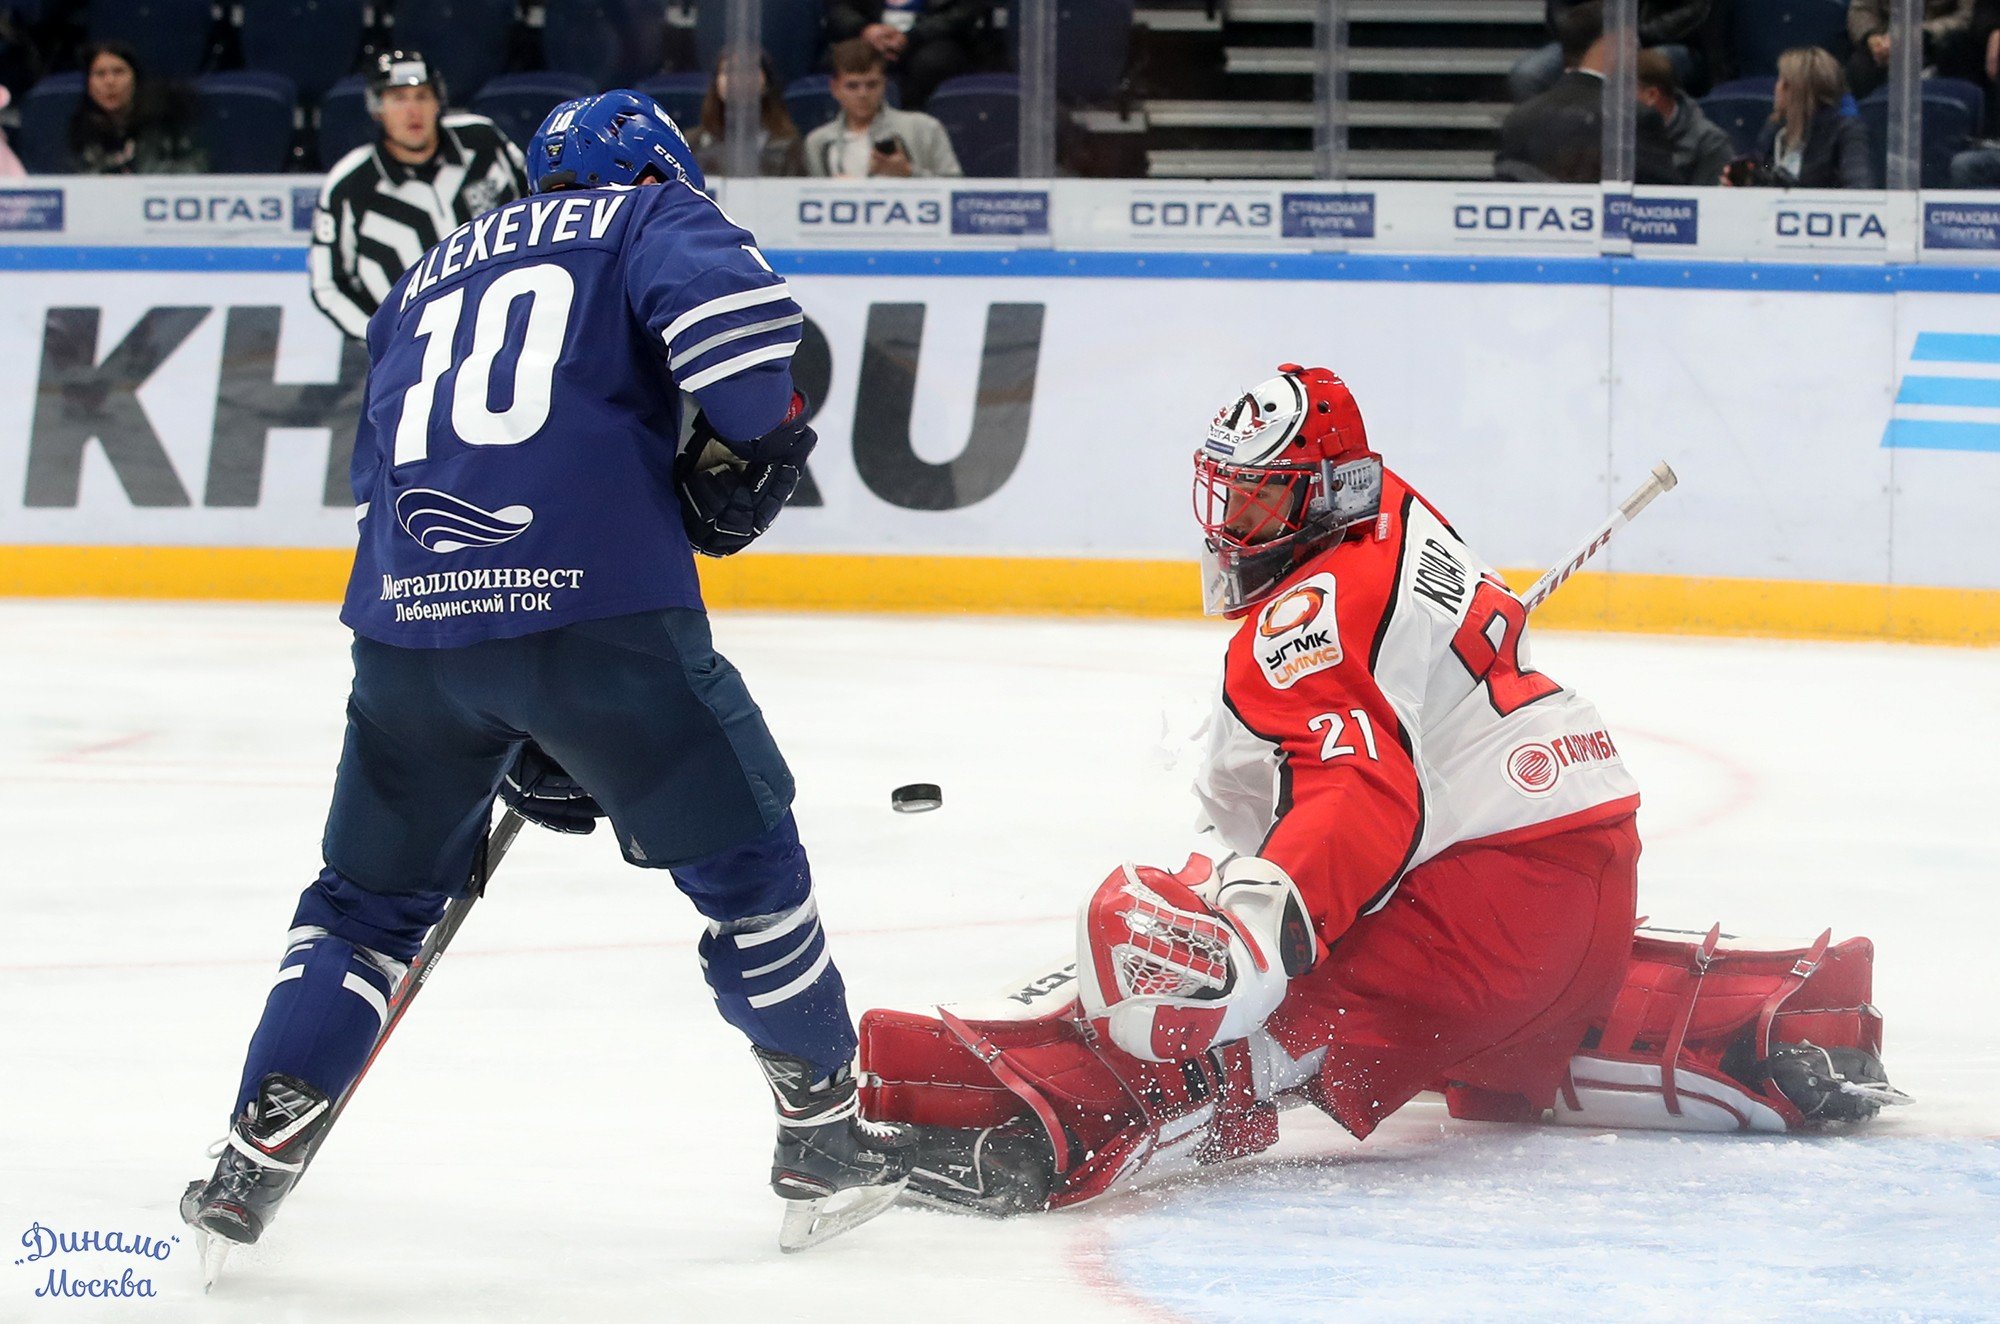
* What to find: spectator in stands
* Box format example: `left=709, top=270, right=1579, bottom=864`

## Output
left=827, top=0, right=989, bottom=109
left=1636, top=48, right=1732, bottom=184
left=1496, top=2, right=1680, bottom=183
left=1508, top=0, right=1710, bottom=102
left=310, top=51, right=529, bottom=340
left=65, top=41, right=203, bottom=174
left=1846, top=0, right=1976, bottom=99
left=1723, top=47, right=1873, bottom=188
left=805, top=38, right=962, bottom=178
left=0, top=86, right=25, bottom=177
left=688, top=49, right=806, bottom=177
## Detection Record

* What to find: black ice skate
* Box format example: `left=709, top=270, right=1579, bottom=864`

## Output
left=1762, top=1042, right=1914, bottom=1123
left=752, top=1047, right=916, bottom=1252
left=179, top=1073, right=332, bottom=1287
left=902, top=1123, right=1056, bottom=1217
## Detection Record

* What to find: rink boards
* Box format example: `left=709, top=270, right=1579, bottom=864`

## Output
left=2, top=238, right=1999, bottom=642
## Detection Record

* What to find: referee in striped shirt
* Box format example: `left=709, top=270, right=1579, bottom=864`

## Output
left=309, top=50, right=530, bottom=339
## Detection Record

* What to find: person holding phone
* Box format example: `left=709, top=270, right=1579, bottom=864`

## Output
left=804, top=38, right=963, bottom=178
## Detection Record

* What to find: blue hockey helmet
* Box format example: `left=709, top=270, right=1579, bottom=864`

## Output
left=527, top=90, right=705, bottom=194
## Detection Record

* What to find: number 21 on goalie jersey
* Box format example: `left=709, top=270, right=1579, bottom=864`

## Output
left=340, top=180, right=805, bottom=650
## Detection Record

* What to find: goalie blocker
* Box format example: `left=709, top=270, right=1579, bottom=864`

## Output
left=859, top=865, right=1909, bottom=1215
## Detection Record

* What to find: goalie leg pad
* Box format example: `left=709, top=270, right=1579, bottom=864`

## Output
left=1550, top=925, right=1909, bottom=1132
left=861, top=1000, right=1275, bottom=1211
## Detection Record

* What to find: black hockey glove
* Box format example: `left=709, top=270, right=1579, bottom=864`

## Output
left=677, top=391, right=816, bottom=558
left=499, top=742, right=604, bottom=835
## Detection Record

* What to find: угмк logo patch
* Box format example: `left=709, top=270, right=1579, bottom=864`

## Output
left=1254, top=573, right=1343, bottom=689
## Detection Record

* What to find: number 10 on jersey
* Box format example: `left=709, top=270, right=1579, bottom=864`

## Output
left=392, top=264, right=577, bottom=465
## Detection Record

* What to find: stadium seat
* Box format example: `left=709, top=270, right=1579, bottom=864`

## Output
left=542, top=0, right=666, bottom=89
left=1732, top=0, right=1849, bottom=79
left=927, top=72, right=1018, bottom=177
left=472, top=71, right=594, bottom=152
left=17, top=70, right=81, bottom=173
left=780, top=73, right=898, bottom=137
left=635, top=71, right=710, bottom=130
left=695, top=0, right=825, bottom=87
left=390, top=0, right=517, bottom=106
left=87, top=0, right=215, bottom=81
left=314, top=72, right=374, bottom=167
left=1859, top=89, right=1976, bottom=188
left=239, top=0, right=365, bottom=104
left=1926, top=77, right=1986, bottom=133
left=194, top=70, right=298, bottom=173
left=1700, top=77, right=1777, bottom=157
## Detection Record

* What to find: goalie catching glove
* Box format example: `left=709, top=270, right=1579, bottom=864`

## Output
left=499, top=741, right=604, bottom=835
left=677, top=391, right=817, bottom=557
left=1078, top=855, right=1323, bottom=1062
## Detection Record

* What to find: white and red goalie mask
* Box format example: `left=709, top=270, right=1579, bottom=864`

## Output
left=1077, top=857, right=1321, bottom=1063
left=1195, top=363, right=1383, bottom=617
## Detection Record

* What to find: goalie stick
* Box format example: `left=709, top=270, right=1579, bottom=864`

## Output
left=1520, top=462, right=1679, bottom=614
left=198, top=807, right=525, bottom=1290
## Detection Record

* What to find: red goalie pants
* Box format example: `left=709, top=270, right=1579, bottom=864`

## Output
left=1266, top=812, right=1641, bottom=1139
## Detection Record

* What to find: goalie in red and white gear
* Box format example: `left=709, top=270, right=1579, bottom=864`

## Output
left=859, top=365, right=1910, bottom=1216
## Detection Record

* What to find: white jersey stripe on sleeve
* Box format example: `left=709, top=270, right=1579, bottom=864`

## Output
left=678, top=340, right=799, bottom=393
left=658, top=282, right=793, bottom=350
left=669, top=312, right=804, bottom=372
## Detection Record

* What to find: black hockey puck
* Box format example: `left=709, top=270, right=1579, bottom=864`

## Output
left=891, top=783, right=943, bottom=813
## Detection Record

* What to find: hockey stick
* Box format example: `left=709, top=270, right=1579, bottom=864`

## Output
left=322, top=805, right=527, bottom=1138
left=1520, top=462, right=1678, bottom=614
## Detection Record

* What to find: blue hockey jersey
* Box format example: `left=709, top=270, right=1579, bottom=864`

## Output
left=340, top=179, right=803, bottom=647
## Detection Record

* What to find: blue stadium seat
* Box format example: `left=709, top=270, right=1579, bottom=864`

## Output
left=1859, top=89, right=1975, bottom=188
left=17, top=70, right=81, bottom=173
left=1732, top=0, right=1849, bottom=79
left=314, top=72, right=374, bottom=167
left=695, top=0, right=825, bottom=88
left=472, top=71, right=594, bottom=152
left=635, top=71, right=710, bottom=130
left=239, top=0, right=365, bottom=104
left=1700, top=77, right=1777, bottom=157
left=542, top=0, right=666, bottom=89
left=1926, top=77, right=1986, bottom=134
left=195, top=70, right=298, bottom=173
left=390, top=0, right=517, bottom=105
left=780, top=73, right=898, bottom=137
left=88, top=0, right=215, bottom=81
left=927, top=72, right=1018, bottom=177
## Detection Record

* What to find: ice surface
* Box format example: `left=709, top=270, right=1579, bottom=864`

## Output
left=2, top=601, right=1996, bottom=1321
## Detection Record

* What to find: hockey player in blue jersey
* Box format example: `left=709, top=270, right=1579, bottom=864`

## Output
left=179, top=91, right=913, bottom=1267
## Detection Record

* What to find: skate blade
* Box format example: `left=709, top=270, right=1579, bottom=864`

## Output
left=194, top=1227, right=231, bottom=1292
left=777, top=1177, right=909, bottom=1253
